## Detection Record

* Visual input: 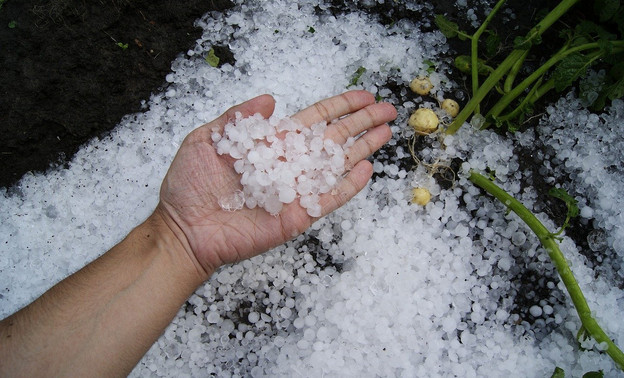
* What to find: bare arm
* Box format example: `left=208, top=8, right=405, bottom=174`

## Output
left=0, top=212, right=205, bottom=377
left=0, top=91, right=397, bottom=377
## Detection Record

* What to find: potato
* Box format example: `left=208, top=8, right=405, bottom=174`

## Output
left=411, top=187, right=431, bottom=206
left=441, top=99, right=460, bottom=118
left=408, top=108, right=439, bottom=134
left=409, top=76, right=433, bottom=96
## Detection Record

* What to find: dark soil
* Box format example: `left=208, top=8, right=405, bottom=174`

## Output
left=0, top=0, right=234, bottom=188
left=0, top=0, right=591, bottom=190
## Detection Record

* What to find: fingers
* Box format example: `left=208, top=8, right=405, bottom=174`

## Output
left=318, top=160, right=374, bottom=217
left=292, top=90, right=376, bottom=126
left=325, top=101, right=397, bottom=145
left=344, top=124, right=392, bottom=170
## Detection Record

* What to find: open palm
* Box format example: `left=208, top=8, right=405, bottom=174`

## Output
left=156, top=90, right=396, bottom=277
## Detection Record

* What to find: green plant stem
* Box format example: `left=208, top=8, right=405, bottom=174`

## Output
left=468, top=171, right=624, bottom=371
left=446, top=0, right=582, bottom=135
left=496, top=76, right=544, bottom=122
left=503, top=50, right=529, bottom=93
left=532, top=77, right=556, bottom=102
left=471, top=0, right=507, bottom=114
left=484, top=41, right=624, bottom=128
left=497, top=77, right=555, bottom=124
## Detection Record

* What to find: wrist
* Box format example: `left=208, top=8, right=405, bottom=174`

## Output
left=147, top=206, right=213, bottom=284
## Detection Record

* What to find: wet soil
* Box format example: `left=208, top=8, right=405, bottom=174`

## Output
left=0, top=0, right=233, bottom=188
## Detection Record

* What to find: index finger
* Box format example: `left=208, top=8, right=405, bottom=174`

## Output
left=291, top=90, right=376, bottom=126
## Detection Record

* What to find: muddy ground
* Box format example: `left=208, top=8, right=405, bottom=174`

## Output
left=0, top=0, right=234, bottom=188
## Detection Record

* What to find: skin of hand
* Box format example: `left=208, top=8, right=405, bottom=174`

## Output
left=0, top=90, right=396, bottom=377
left=156, top=90, right=397, bottom=280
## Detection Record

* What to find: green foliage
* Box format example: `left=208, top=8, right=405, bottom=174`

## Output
left=422, top=59, right=437, bottom=74
left=454, top=55, right=492, bottom=76
left=0, top=0, right=7, bottom=10
left=435, top=14, right=459, bottom=38
left=551, top=367, right=605, bottom=378
left=594, top=0, right=620, bottom=23
left=348, top=66, right=366, bottom=87
left=445, top=0, right=624, bottom=135
left=484, top=31, right=501, bottom=57
left=583, top=371, right=604, bottom=378
left=434, top=14, right=469, bottom=41
left=205, top=48, right=219, bottom=67
left=308, top=26, right=315, bottom=33
left=513, top=28, right=543, bottom=50
left=8, top=20, right=16, bottom=28
left=548, top=187, right=579, bottom=235
left=116, top=42, right=128, bottom=50
left=469, top=171, right=624, bottom=371
left=552, top=53, right=592, bottom=92
left=550, top=367, right=565, bottom=378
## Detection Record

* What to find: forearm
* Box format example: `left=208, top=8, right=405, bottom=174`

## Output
left=0, top=210, right=208, bottom=377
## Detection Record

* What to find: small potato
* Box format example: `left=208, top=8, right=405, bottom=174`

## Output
left=409, top=76, right=433, bottom=96
left=408, top=108, right=439, bottom=134
left=411, top=187, right=431, bottom=206
left=441, top=99, right=460, bottom=118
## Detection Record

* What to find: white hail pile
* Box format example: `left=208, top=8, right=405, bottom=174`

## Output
left=212, top=113, right=353, bottom=217
left=1, top=1, right=623, bottom=377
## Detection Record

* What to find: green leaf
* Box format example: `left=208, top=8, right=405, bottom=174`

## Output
left=423, top=59, right=437, bottom=74
left=8, top=20, right=17, bottom=28
left=604, top=64, right=624, bottom=101
left=348, top=66, right=366, bottom=87
left=484, top=31, right=501, bottom=57
left=594, top=0, right=620, bottom=22
left=308, top=26, right=315, bottom=33
left=454, top=55, right=492, bottom=76
left=435, top=14, right=460, bottom=39
left=116, top=42, right=128, bottom=50
left=550, top=367, right=565, bottom=378
left=454, top=55, right=471, bottom=73
left=582, top=371, right=604, bottom=378
left=205, top=48, right=220, bottom=67
left=552, top=53, right=591, bottom=92
left=514, top=30, right=542, bottom=50
left=572, top=21, right=616, bottom=49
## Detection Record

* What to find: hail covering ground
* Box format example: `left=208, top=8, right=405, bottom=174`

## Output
left=1, top=0, right=623, bottom=376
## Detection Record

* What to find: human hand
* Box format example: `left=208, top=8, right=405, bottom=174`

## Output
left=155, top=90, right=397, bottom=279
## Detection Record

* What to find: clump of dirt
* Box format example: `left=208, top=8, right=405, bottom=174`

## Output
left=0, top=0, right=234, bottom=188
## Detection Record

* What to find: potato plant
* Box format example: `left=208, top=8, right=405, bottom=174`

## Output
left=469, top=171, right=624, bottom=371
left=437, top=0, right=624, bottom=133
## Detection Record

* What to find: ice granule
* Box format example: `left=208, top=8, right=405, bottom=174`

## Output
left=213, top=112, right=350, bottom=217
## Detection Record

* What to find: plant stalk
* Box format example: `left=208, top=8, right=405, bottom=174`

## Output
left=446, top=0, right=582, bottom=134
left=468, top=171, right=624, bottom=371
left=484, top=41, right=624, bottom=127
left=503, top=50, right=529, bottom=93
left=471, top=0, right=508, bottom=114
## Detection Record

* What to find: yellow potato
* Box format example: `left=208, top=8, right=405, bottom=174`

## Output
left=411, top=187, right=431, bottom=206
left=441, top=99, right=460, bottom=118
left=409, top=76, right=433, bottom=96
left=408, top=108, right=439, bottom=134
